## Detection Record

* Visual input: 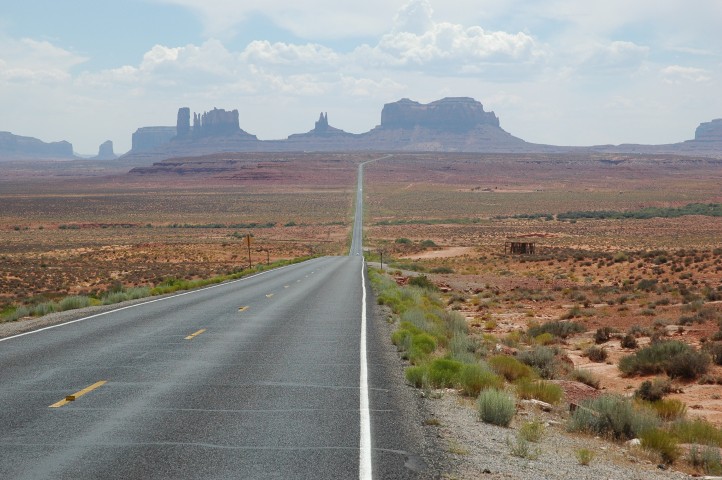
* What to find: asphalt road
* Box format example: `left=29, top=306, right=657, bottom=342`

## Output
left=0, top=158, right=438, bottom=479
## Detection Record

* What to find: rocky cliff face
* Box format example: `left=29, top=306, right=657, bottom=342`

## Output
left=131, top=126, right=176, bottom=152
left=0, top=132, right=73, bottom=159
left=694, top=119, right=722, bottom=143
left=95, top=140, right=116, bottom=160
left=379, top=97, right=500, bottom=132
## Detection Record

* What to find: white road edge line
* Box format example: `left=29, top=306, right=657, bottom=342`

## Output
left=359, top=259, right=372, bottom=480
left=0, top=262, right=307, bottom=344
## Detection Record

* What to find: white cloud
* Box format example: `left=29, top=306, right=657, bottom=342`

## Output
left=241, top=41, right=340, bottom=69
left=661, top=65, right=711, bottom=84
left=0, top=38, right=87, bottom=83
left=575, top=40, right=649, bottom=74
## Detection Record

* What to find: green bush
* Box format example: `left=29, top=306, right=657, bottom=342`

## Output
left=459, top=363, right=504, bottom=397
left=635, top=378, right=672, bottom=402
left=477, top=389, right=516, bottom=427
left=576, top=448, right=595, bottom=466
left=517, top=346, right=560, bottom=379
left=489, top=355, right=535, bottom=382
left=641, top=429, right=680, bottom=464
left=426, top=358, right=463, bottom=388
left=31, top=302, right=58, bottom=316
left=408, top=275, right=437, bottom=291
left=528, top=320, right=585, bottom=339
left=411, top=333, right=437, bottom=355
left=568, top=394, right=660, bottom=440
left=619, top=340, right=710, bottom=379
left=594, top=326, right=617, bottom=344
left=405, top=366, right=427, bottom=388
left=447, top=333, right=476, bottom=364
left=703, top=342, right=722, bottom=365
left=649, top=398, right=687, bottom=421
left=515, top=378, right=563, bottom=404
left=670, top=418, right=722, bottom=446
left=518, top=419, right=546, bottom=443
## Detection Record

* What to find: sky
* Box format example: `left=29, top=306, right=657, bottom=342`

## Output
left=1, top=0, right=721, bottom=154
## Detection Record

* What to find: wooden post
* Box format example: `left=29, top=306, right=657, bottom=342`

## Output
left=246, top=234, right=252, bottom=268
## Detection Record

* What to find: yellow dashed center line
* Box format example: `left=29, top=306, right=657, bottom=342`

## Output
left=185, top=328, right=206, bottom=340
left=238, top=306, right=249, bottom=312
left=266, top=293, right=274, bottom=298
left=49, top=380, right=107, bottom=408
left=284, top=285, right=289, bottom=289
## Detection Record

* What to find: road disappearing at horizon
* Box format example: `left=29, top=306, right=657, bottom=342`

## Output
left=0, top=155, right=430, bottom=479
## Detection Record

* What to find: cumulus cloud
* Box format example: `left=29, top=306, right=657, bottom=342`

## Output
left=661, top=65, right=711, bottom=84
left=576, top=40, right=649, bottom=73
left=0, top=38, right=87, bottom=83
left=241, top=41, right=340, bottom=69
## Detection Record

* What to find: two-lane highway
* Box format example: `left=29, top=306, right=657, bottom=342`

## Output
left=0, top=157, right=436, bottom=479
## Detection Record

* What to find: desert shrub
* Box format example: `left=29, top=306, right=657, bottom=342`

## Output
left=568, top=368, right=600, bottom=389
left=515, top=378, right=563, bottom=404
left=576, top=448, right=595, bottom=466
left=419, top=239, right=437, bottom=248
left=619, top=340, right=710, bottom=379
left=391, top=329, right=413, bottom=349
left=408, top=275, right=437, bottom=291
left=620, top=334, right=638, bottom=349
left=635, top=378, right=672, bottom=402
left=442, top=310, right=469, bottom=336
left=4, top=306, right=30, bottom=322
left=627, top=324, right=652, bottom=337
left=568, top=394, right=660, bottom=440
left=594, top=326, right=617, bottom=344
left=533, top=332, right=555, bottom=345
left=518, top=419, right=546, bottom=443
left=405, top=366, right=427, bottom=388
left=394, top=237, right=412, bottom=245
left=429, top=266, right=454, bottom=274
left=508, top=435, right=541, bottom=460
left=528, top=320, right=585, bottom=339
left=641, top=429, right=680, bottom=464
left=670, top=418, right=722, bottom=446
left=517, top=346, right=560, bottom=379
left=59, top=295, right=92, bottom=311
left=649, top=398, right=687, bottom=421
left=426, top=358, right=463, bottom=388
left=489, top=355, right=535, bottom=382
left=31, top=302, right=58, bottom=316
left=408, top=333, right=438, bottom=364
left=477, top=389, right=516, bottom=427
left=459, top=363, right=504, bottom=397
left=447, top=333, right=476, bottom=364
left=585, top=346, right=608, bottom=362
left=703, top=342, right=722, bottom=365
left=688, top=445, right=722, bottom=475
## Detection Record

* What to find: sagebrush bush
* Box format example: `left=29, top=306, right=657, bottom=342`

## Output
left=59, top=295, right=92, bottom=311
left=688, top=444, right=722, bottom=475
left=517, top=346, right=561, bottom=379
left=568, top=394, right=660, bottom=440
left=447, top=333, right=476, bottom=364
left=528, top=320, right=585, bottom=339
left=477, top=389, right=516, bottom=427
left=619, top=340, right=710, bottom=379
left=515, top=378, right=563, bottom=404
left=489, top=355, right=535, bottom=382
left=594, top=326, right=616, bottom=344
left=703, top=342, right=722, bottom=366
left=459, top=363, right=504, bottom=397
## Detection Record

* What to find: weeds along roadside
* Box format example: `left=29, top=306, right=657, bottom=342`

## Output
left=368, top=266, right=722, bottom=474
left=0, top=255, right=318, bottom=324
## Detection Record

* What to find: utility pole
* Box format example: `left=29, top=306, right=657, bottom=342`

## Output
left=379, top=250, right=384, bottom=270
left=245, top=234, right=252, bottom=268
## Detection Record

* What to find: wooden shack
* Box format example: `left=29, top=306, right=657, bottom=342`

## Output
left=505, top=240, right=536, bottom=255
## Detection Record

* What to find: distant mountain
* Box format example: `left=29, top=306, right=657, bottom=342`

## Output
left=0, top=131, right=74, bottom=160
left=119, top=98, right=722, bottom=162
